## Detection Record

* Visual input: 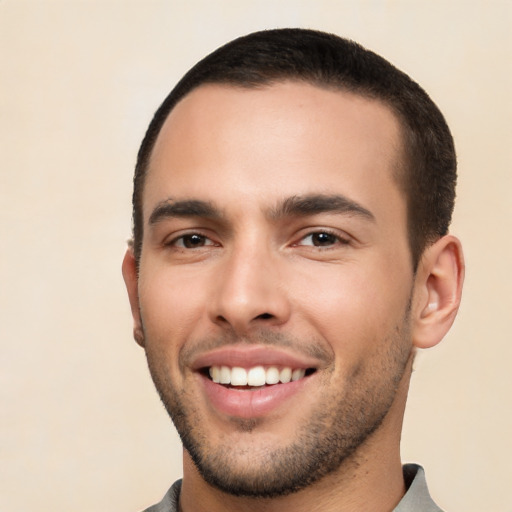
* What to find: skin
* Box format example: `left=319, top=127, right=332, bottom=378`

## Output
left=123, top=82, right=464, bottom=512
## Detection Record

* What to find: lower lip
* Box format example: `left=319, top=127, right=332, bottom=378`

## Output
left=200, top=374, right=311, bottom=418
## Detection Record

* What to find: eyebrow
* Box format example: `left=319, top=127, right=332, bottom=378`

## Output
left=268, top=194, right=375, bottom=222
left=148, top=193, right=375, bottom=226
left=148, top=199, right=221, bottom=225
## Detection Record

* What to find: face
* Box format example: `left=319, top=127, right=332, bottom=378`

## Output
left=127, top=82, right=416, bottom=496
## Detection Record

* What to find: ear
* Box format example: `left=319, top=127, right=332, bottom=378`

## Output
left=122, top=248, right=145, bottom=347
left=411, top=235, right=465, bottom=349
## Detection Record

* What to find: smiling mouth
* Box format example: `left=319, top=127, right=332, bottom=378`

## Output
left=202, top=365, right=317, bottom=389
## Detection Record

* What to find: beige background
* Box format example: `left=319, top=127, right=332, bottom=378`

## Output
left=1, top=1, right=511, bottom=511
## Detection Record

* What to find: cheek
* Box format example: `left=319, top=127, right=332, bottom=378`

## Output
left=289, top=261, right=411, bottom=356
left=138, top=265, right=210, bottom=345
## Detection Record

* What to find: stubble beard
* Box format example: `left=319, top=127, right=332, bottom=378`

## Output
left=144, top=315, right=412, bottom=498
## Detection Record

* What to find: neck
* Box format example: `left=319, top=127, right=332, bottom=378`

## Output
left=180, top=357, right=412, bottom=512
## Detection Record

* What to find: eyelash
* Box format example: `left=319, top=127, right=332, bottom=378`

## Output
left=166, top=232, right=218, bottom=249
left=165, top=229, right=350, bottom=251
left=295, top=229, right=351, bottom=248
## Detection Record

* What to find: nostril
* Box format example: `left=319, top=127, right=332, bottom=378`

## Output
left=256, top=313, right=273, bottom=320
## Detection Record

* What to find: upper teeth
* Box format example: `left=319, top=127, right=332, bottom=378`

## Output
left=208, top=366, right=306, bottom=386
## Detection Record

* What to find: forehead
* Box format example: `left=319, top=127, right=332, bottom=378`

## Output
left=145, top=81, right=405, bottom=220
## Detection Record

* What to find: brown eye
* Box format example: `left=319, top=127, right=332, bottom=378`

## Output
left=311, top=232, right=337, bottom=246
left=173, top=234, right=213, bottom=248
left=183, top=234, right=206, bottom=248
left=299, top=231, right=348, bottom=248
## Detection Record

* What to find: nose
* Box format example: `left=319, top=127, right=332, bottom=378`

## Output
left=208, top=243, right=291, bottom=334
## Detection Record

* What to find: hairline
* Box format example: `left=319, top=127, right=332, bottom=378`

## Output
left=136, top=78, right=418, bottom=267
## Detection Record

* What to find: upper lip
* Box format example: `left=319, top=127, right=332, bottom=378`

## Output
left=191, top=344, right=322, bottom=371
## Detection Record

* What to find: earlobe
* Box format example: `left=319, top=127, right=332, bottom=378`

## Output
left=122, top=248, right=145, bottom=347
left=412, top=235, right=465, bottom=349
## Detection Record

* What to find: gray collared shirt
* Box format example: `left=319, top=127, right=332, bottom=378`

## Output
left=143, top=463, right=443, bottom=512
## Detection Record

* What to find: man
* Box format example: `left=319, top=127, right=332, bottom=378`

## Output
left=122, top=28, right=464, bottom=512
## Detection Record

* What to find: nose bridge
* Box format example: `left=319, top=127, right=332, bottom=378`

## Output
left=210, top=234, right=289, bottom=331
